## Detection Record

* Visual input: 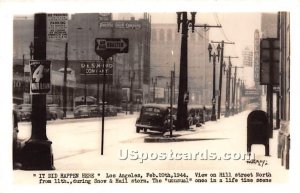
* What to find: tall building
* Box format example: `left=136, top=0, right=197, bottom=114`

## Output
left=150, top=23, right=211, bottom=105
left=253, top=29, right=260, bottom=88
left=242, top=46, right=253, bottom=67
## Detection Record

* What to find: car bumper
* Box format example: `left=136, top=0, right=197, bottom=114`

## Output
left=135, top=123, right=164, bottom=131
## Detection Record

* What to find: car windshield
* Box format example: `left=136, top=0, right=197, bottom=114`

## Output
left=76, top=105, right=87, bottom=110
left=49, top=107, right=57, bottom=111
left=142, top=107, right=162, bottom=114
left=20, top=106, right=31, bottom=111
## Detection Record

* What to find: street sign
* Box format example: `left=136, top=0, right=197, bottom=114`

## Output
left=47, top=13, right=68, bottom=41
left=30, top=60, right=51, bottom=94
left=95, top=38, right=129, bottom=58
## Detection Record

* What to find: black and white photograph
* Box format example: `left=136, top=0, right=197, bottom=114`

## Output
left=0, top=0, right=299, bottom=193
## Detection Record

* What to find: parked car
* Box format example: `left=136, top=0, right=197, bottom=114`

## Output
left=89, top=105, right=101, bottom=117
left=74, top=105, right=90, bottom=118
left=18, top=104, right=32, bottom=121
left=47, top=104, right=64, bottom=120
left=105, top=105, right=118, bottom=116
left=188, top=105, right=204, bottom=126
left=135, top=104, right=177, bottom=134
left=203, top=106, right=212, bottom=122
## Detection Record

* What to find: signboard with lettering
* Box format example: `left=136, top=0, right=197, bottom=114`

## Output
left=47, top=13, right=68, bottom=41
left=244, top=89, right=260, bottom=97
left=80, top=60, right=114, bottom=83
left=99, top=21, right=142, bottom=30
left=30, top=60, right=51, bottom=94
left=95, top=38, right=129, bottom=59
left=98, top=13, right=112, bottom=21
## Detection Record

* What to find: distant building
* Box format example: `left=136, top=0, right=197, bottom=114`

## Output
left=150, top=23, right=211, bottom=105
left=261, top=13, right=278, bottom=38
left=242, top=46, right=253, bottom=67
left=253, top=29, right=260, bottom=88
left=13, top=13, right=151, bottom=109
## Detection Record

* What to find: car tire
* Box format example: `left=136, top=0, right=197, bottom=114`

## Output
left=136, top=127, right=141, bottom=133
left=143, top=128, right=147, bottom=133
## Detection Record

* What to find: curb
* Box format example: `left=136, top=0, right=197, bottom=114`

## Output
left=144, top=136, right=227, bottom=143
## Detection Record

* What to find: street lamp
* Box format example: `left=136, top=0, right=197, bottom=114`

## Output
left=152, top=77, right=157, bottom=103
left=176, top=12, right=196, bottom=130
left=129, top=71, right=135, bottom=114
left=29, top=42, right=34, bottom=60
left=208, top=43, right=221, bottom=121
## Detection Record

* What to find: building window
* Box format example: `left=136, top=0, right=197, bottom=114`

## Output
left=152, top=29, right=157, bottom=41
left=159, top=29, right=165, bottom=42
left=167, top=29, right=172, bottom=41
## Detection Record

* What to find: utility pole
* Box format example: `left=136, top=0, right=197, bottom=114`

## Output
left=175, top=12, right=221, bottom=129
left=208, top=43, right=221, bottom=121
left=223, top=56, right=238, bottom=117
left=195, top=25, right=221, bottom=106
left=63, top=42, right=68, bottom=117
left=211, top=40, right=234, bottom=119
left=152, top=77, right=157, bottom=103
left=22, top=13, right=54, bottom=170
left=232, top=66, right=237, bottom=114
left=170, top=71, right=175, bottom=137
left=130, top=71, right=135, bottom=114
left=232, top=66, right=244, bottom=114
left=176, top=12, right=196, bottom=130
left=166, top=82, right=169, bottom=104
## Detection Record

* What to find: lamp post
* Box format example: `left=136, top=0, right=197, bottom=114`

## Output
left=29, top=42, right=34, bottom=59
left=223, top=56, right=238, bottom=117
left=62, top=42, right=68, bottom=117
left=152, top=77, right=157, bottom=103
left=176, top=11, right=196, bottom=130
left=211, top=40, right=234, bottom=119
left=207, top=43, right=221, bottom=121
left=129, top=71, right=135, bottom=114
left=224, top=63, right=231, bottom=117
left=166, top=81, right=169, bottom=104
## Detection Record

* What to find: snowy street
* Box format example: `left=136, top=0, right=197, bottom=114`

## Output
left=15, top=110, right=288, bottom=183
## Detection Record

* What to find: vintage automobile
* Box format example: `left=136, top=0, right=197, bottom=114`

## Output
left=18, top=104, right=32, bottom=121
left=47, top=104, right=64, bottom=120
left=188, top=105, right=205, bottom=126
left=135, top=104, right=176, bottom=134
left=89, top=105, right=101, bottom=117
left=105, top=105, right=118, bottom=117
left=74, top=105, right=90, bottom=118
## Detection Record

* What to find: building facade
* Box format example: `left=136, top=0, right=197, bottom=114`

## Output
left=13, top=13, right=151, bottom=109
left=150, top=23, right=211, bottom=105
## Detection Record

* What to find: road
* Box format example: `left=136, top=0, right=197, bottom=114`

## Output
left=15, top=110, right=288, bottom=183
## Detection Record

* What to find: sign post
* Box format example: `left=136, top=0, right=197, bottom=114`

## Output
left=95, top=38, right=129, bottom=155
left=22, top=13, right=54, bottom=170
left=260, top=38, right=280, bottom=138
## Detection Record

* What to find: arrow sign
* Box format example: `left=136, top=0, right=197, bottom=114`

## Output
left=95, top=38, right=129, bottom=59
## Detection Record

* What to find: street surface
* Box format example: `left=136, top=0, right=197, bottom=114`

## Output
left=15, top=110, right=288, bottom=183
